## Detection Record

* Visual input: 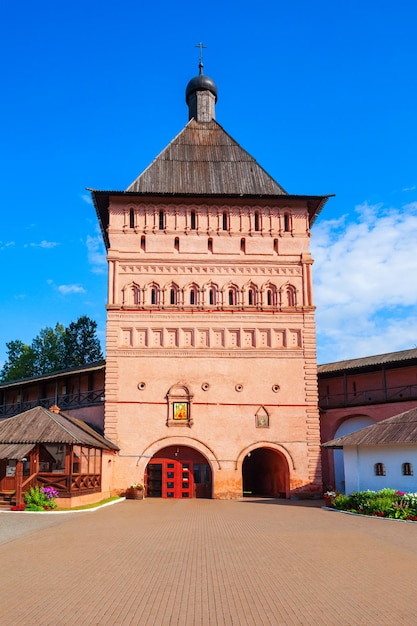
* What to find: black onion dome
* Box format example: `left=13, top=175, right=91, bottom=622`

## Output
left=185, top=74, right=218, bottom=104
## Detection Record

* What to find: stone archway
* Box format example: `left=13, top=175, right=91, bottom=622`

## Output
left=242, top=447, right=289, bottom=498
left=145, top=445, right=212, bottom=499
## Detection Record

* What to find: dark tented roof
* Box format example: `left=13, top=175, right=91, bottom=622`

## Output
left=90, top=118, right=332, bottom=249
left=0, top=406, right=118, bottom=451
left=126, top=119, right=287, bottom=196
left=318, top=348, right=417, bottom=375
left=323, top=407, right=417, bottom=449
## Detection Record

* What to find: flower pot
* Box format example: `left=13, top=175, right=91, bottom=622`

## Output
left=125, top=487, right=144, bottom=500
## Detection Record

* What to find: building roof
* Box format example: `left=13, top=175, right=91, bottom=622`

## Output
left=0, top=443, right=34, bottom=461
left=126, top=119, right=287, bottom=196
left=317, top=348, right=417, bottom=375
left=0, top=406, right=118, bottom=454
left=91, top=118, right=332, bottom=249
left=0, top=360, right=105, bottom=390
left=323, top=407, right=417, bottom=448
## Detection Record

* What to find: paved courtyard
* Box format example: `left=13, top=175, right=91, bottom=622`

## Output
left=1, top=498, right=417, bottom=625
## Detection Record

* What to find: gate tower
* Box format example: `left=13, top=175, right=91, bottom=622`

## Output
left=92, top=65, right=331, bottom=498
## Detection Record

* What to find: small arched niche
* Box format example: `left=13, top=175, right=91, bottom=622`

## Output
left=166, top=383, right=194, bottom=428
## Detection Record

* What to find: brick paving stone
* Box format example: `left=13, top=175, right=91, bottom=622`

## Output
left=1, top=499, right=417, bottom=625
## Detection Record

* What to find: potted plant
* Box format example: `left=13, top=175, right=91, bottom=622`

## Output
left=125, top=482, right=144, bottom=500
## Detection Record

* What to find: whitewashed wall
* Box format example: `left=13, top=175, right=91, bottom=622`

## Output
left=333, top=416, right=375, bottom=492
left=343, top=444, right=417, bottom=494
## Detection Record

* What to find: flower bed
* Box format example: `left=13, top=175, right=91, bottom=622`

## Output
left=324, top=489, right=417, bottom=520
left=23, top=486, right=59, bottom=511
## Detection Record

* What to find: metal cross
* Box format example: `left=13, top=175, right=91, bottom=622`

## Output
left=195, top=41, right=207, bottom=74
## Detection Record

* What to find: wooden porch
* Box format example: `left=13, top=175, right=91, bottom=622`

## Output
left=0, top=405, right=118, bottom=508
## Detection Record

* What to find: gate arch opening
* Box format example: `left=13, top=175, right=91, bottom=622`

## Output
left=242, top=447, right=289, bottom=498
left=145, top=445, right=212, bottom=499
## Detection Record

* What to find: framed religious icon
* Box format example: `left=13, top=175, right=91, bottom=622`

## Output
left=173, top=402, right=188, bottom=421
left=255, top=408, right=269, bottom=428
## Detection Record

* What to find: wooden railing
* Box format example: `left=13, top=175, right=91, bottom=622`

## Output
left=319, top=383, right=417, bottom=409
left=21, top=472, right=38, bottom=491
left=37, top=474, right=101, bottom=495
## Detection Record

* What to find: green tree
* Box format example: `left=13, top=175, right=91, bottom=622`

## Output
left=1, top=340, right=37, bottom=382
left=31, top=323, right=66, bottom=374
left=64, top=315, right=103, bottom=367
left=0, top=316, right=103, bottom=382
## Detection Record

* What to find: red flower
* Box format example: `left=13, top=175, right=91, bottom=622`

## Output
left=11, top=504, right=26, bottom=511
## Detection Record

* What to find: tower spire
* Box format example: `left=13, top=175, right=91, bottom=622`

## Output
left=186, top=44, right=217, bottom=122
left=195, top=41, right=207, bottom=75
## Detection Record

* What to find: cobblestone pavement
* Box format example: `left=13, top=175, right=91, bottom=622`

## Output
left=1, top=498, right=417, bottom=625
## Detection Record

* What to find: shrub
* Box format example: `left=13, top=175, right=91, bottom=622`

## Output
left=331, top=489, right=417, bottom=521
left=24, top=485, right=59, bottom=511
left=332, top=493, right=350, bottom=510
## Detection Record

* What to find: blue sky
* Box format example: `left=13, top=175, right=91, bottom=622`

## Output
left=1, top=1, right=416, bottom=367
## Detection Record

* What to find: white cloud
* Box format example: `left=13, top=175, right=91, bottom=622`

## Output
left=0, top=241, right=15, bottom=250
left=81, top=193, right=93, bottom=205
left=25, top=240, right=60, bottom=249
left=86, top=232, right=106, bottom=274
left=311, top=201, right=417, bottom=363
left=57, top=284, right=86, bottom=295
left=403, top=186, right=416, bottom=192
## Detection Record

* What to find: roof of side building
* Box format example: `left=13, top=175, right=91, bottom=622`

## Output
left=318, top=348, right=417, bottom=375
left=323, top=406, right=417, bottom=448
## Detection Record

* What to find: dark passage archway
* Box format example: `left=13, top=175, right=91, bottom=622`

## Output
left=242, top=447, right=289, bottom=498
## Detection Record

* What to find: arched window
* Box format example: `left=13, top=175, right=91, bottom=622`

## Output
left=286, top=285, right=296, bottom=307
left=222, top=211, right=228, bottom=231
left=228, top=288, right=238, bottom=306
left=265, top=284, right=277, bottom=307
left=159, top=210, right=165, bottom=230
left=402, top=462, right=413, bottom=476
left=374, top=462, right=386, bottom=476
left=188, top=284, right=199, bottom=306
left=150, top=284, right=160, bottom=306
left=209, top=288, right=215, bottom=305
left=168, top=284, right=179, bottom=306
left=190, top=211, right=196, bottom=230
left=254, top=211, right=260, bottom=232
left=208, top=238, right=213, bottom=253
left=274, top=238, right=278, bottom=254
left=141, top=235, right=146, bottom=251
left=131, top=285, right=139, bottom=305
left=174, top=237, right=179, bottom=251
left=124, top=283, right=140, bottom=306
left=240, top=238, right=246, bottom=253
left=129, top=209, right=135, bottom=229
left=247, top=287, right=256, bottom=306
left=284, top=213, right=291, bottom=232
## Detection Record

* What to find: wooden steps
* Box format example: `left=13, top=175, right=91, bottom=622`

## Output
left=0, top=491, right=16, bottom=509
